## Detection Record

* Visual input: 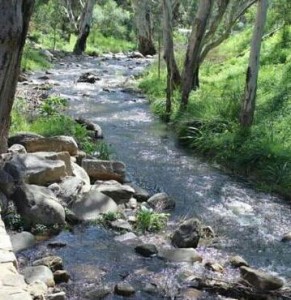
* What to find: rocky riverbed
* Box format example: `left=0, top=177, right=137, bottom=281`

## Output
left=1, top=50, right=291, bottom=299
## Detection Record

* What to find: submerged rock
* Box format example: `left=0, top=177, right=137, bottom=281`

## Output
left=53, top=270, right=70, bottom=283
left=114, top=282, right=135, bottom=296
left=147, top=192, right=175, bottom=211
left=240, top=266, right=284, bottom=290
left=281, top=232, right=291, bottom=242
left=158, top=248, right=202, bottom=263
left=172, top=218, right=201, bottom=248
left=135, top=244, right=158, bottom=257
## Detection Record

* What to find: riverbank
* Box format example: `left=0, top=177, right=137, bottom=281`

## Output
left=139, top=27, right=291, bottom=200
left=1, top=51, right=291, bottom=299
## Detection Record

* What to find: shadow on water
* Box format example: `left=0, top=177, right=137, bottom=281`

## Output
left=19, top=54, right=291, bottom=298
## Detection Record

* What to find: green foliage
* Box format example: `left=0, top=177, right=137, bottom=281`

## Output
left=11, top=97, right=111, bottom=159
left=21, top=44, right=51, bottom=71
left=140, top=26, right=291, bottom=196
left=93, top=0, right=132, bottom=40
left=136, top=207, right=169, bottom=233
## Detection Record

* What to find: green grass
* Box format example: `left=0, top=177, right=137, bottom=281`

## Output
left=21, top=44, right=51, bottom=71
left=139, top=26, right=291, bottom=197
left=11, top=96, right=112, bottom=158
left=136, top=207, right=169, bottom=233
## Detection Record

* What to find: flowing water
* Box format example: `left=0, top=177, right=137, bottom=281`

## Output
left=19, top=54, right=291, bottom=299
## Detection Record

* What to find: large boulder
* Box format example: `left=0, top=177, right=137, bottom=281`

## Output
left=93, top=180, right=135, bottom=205
left=172, top=218, right=201, bottom=248
left=240, top=266, right=284, bottom=290
left=57, top=175, right=89, bottom=206
left=147, top=192, right=175, bottom=211
left=11, top=184, right=66, bottom=226
left=82, top=159, right=126, bottom=182
left=70, top=190, right=118, bottom=221
left=23, top=265, right=55, bottom=287
left=71, top=161, right=91, bottom=190
left=10, top=231, right=35, bottom=253
left=0, top=191, right=8, bottom=213
left=9, top=134, right=78, bottom=156
left=0, top=168, right=16, bottom=196
left=4, top=152, right=71, bottom=185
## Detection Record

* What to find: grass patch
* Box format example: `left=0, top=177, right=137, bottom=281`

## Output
left=139, top=26, right=291, bottom=197
left=11, top=96, right=112, bottom=158
left=21, top=43, right=51, bottom=71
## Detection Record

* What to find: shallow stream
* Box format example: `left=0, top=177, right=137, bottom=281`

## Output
left=19, top=54, right=291, bottom=299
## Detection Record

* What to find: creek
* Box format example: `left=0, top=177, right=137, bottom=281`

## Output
left=19, top=54, right=291, bottom=299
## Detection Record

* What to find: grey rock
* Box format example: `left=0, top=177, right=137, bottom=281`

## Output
left=135, top=244, right=158, bottom=257
left=8, top=144, right=27, bottom=154
left=0, top=190, right=8, bottom=213
left=28, top=280, right=48, bottom=298
left=8, top=135, right=78, bottom=156
left=71, top=161, right=91, bottom=191
left=230, top=255, right=249, bottom=268
left=10, top=231, right=35, bottom=253
left=281, top=232, right=291, bottom=242
left=240, top=266, right=284, bottom=290
left=85, top=286, right=111, bottom=299
left=114, top=232, right=140, bottom=245
left=128, top=183, right=150, bottom=202
left=53, top=270, right=70, bottom=283
left=159, top=248, right=202, bottom=263
left=8, top=132, right=43, bottom=147
left=147, top=192, right=175, bottom=211
left=110, top=219, right=132, bottom=231
left=114, top=282, right=135, bottom=296
left=172, top=218, right=201, bottom=248
left=4, top=152, right=69, bottom=185
left=82, top=159, right=126, bottom=182
left=11, top=184, right=66, bottom=226
left=23, top=265, right=55, bottom=287
left=0, top=168, right=16, bottom=196
left=94, top=180, right=134, bottom=204
left=70, top=190, right=118, bottom=221
left=75, top=117, right=103, bottom=139
left=47, top=291, right=66, bottom=300
left=33, top=256, right=63, bottom=272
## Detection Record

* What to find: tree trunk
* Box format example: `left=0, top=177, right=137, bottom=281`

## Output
left=73, top=0, right=95, bottom=55
left=180, top=0, right=214, bottom=109
left=240, top=0, right=268, bottom=127
left=0, top=0, right=34, bottom=154
left=132, top=0, right=156, bottom=56
left=162, top=0, right=181, bottom=90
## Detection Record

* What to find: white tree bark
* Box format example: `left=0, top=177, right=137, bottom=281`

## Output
left=0, top=0, right=34, bottom=153
left=73, top=0, right=95, bottom=55
left=132, top=0, right=156, bottom=56
left=240, top=0, right=268, bottom=127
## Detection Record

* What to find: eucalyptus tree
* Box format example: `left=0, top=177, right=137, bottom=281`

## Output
left=132, top=0, right=156, bottom=56
left=240, top=0, right=268, bottom=127
left=180, top=0, right=258, bottom=109
left=0, top=0, right=35, bottom=153
left=73, top=0, right=96, bottom=55
left=162, top=0, right=181, bottom=119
